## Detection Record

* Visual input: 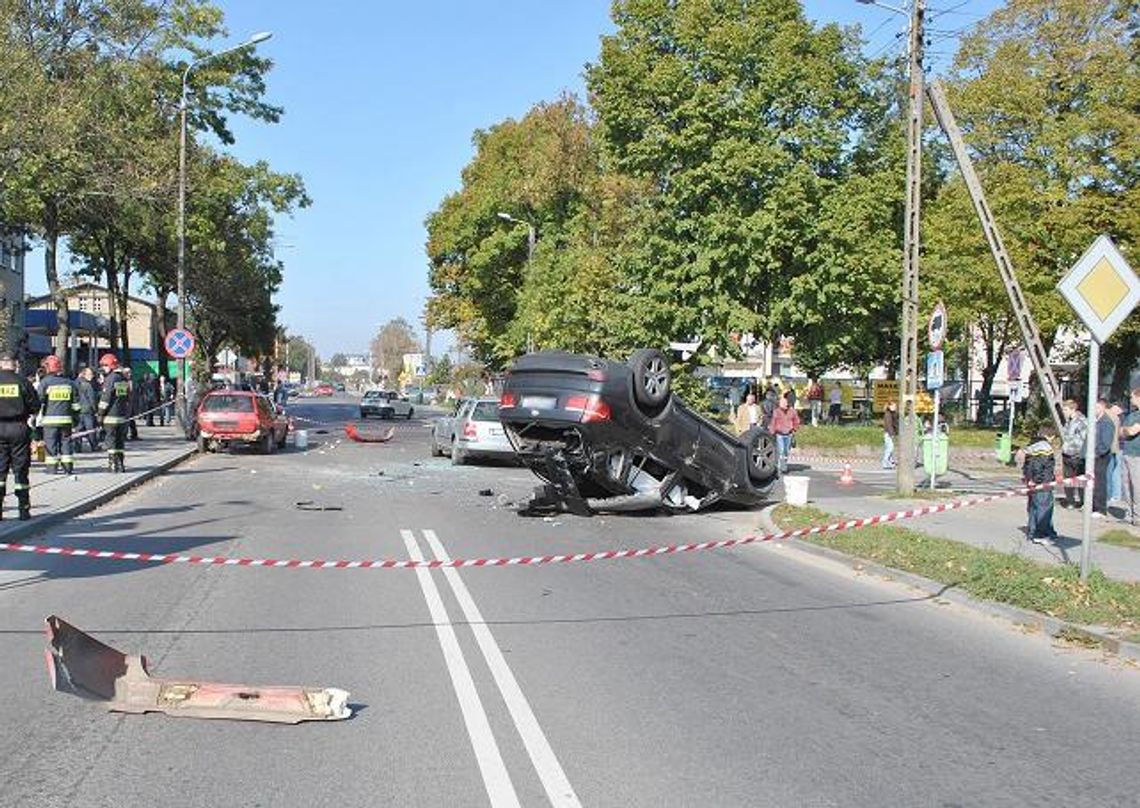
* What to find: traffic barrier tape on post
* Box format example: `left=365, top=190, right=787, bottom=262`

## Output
left=0, top=476, right=1090, bottom=570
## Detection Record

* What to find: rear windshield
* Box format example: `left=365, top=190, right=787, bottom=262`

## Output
left=471, top=402, right=499, bottom=422
left=202, top=395, right=254, bottom=413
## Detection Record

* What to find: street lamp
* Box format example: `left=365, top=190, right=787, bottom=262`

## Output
left=176, top=31, right=273, bottom=434
left=496, top=212, right=537, bottom=352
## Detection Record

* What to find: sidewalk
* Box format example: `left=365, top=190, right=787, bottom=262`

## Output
left=0, top=424, right=196, bottom=538
left=801, top=478, right=1140, bottom=583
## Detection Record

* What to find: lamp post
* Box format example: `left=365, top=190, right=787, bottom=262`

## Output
left=496, top=212, right=536, bottom=352
left=176, top=31, right=272, bottom=434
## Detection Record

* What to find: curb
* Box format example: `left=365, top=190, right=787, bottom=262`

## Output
left=0, top=446, right=199, bottom=544
left=758, top=504, right=1140, bottom=664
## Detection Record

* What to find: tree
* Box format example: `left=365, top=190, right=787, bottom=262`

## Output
left=586, top=0, right=892, bottom=367
left=425, top=354, right=453, bottom=385
left=329, top=353, right=348, bottom=369
left=370, top=318, right=420, bottom=385
left=926, top=0, right=1140, bottom=398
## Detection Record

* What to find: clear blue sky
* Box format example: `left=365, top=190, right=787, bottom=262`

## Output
left=29, top=1, right=1002, bottom=358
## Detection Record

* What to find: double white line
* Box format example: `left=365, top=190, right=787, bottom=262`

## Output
left=401, top=529, right=580, bottom=807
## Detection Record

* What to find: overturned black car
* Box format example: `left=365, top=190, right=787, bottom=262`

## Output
left=498, top=349, right=779, bottom=514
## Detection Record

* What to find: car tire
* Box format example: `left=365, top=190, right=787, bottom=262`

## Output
left=360, top=410, right=367, bottom=420
left=451, top=441, right=465, bottom=466
left=197, top=434, right=208, bottom=454
left=629, top=348, right=671, bottom=413
left=277, top=429, right=288, bottom=449
left=262, top=433, right=275, bottom=455
left=407, top=408, right=414, bottom=420
left=743, top=427, right=778, bottom=483
left=430, top=434, right=443, bottom=457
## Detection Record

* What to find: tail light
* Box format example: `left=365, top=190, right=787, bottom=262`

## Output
left=463, top=421, right=478, bottom=438
left=564, top=394, right=611, bottom=423
left=500, top=391, right=518, bottom=408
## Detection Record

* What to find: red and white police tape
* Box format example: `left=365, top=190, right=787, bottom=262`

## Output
left=0, top=475, right=1090, bottom=571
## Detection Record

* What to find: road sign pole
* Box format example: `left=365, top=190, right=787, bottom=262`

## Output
left=930, top=388, right=940, bottom=490
left=1080, top=339, right=1100, bottom=582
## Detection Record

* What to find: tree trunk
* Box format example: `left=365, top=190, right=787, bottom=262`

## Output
left=43, top=201, right=70, bottom=373
left=155, top=289, right=170, bottom=380
left=105, top=263, right=120, bottom=354
left=116, top=262, right=131, bottom=370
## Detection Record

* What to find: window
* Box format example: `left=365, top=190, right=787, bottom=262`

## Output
left=471, top=401, right=500, bottom=422
left=201, top=394, right=254, bottom=413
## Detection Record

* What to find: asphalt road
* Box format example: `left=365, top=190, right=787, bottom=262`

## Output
left=2, top=397, right=1139, bottom=807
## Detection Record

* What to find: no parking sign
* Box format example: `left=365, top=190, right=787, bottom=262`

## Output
left=164, top=328, right=196, bottom=360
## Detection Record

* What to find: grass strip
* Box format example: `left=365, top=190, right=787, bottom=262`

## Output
left=1099, top=529, right=1140, bottom=551
left=796, top=424, right=1004, bottom=451
left=773, top=504, right=1140, bottom=634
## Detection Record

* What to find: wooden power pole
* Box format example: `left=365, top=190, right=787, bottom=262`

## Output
left=926, top=79, right=1067, bottom=436
left=897, top=0, right=925, bottom=494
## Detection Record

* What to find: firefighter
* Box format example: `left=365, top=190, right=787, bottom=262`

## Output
left=37, top=355, right=80, bottom=475
left=97, top=354, right=130, bottom=472
left=0, top=353, right=40, bottom=519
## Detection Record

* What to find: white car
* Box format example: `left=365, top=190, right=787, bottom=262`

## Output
left=360, top=389, right=415, bottom=420
left=431, top=397, right=515, bottom=465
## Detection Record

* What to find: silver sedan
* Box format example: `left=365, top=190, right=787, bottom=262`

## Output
left=430, top=397, right=516, bottom=465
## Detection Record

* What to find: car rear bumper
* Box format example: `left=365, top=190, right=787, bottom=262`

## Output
left=199, top=429, right=262, bottom=442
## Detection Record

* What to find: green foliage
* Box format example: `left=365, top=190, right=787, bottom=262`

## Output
left=924, top=0, right=1140, bottom=393
left=426, top=354, right=453, bottom=386
left=370, top=317, right=420, bottom=384
left=775, top=504, right=1140, bottom=631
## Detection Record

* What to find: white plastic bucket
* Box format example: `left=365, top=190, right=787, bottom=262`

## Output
left=783, top=475, right=810, bottom=507
left=294, top=429, right=309, bottom=449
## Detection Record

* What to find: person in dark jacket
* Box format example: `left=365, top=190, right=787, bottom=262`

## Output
left=124, top=367, right=140, bottom=440
left=0, top=353, right=41, bottom=519
left=75, top=366, right=100, bottom=453
left=1021, top=428, right=1058, bottom=544
left=97, top=354, right=131, bottom=472
left=1093, top=398, right=1115, bottom=517
left=36, top=355, right=79, bottom=475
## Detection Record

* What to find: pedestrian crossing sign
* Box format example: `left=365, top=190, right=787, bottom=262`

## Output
left=1057, top=235, right=1139, bottom=344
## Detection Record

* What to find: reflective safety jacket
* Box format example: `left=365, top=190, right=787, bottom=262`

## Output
left=98, top=370, right=131, bottom=425
left=37, top=373, right=80, bottom=426
left=0, top=369, right=40, bottom=422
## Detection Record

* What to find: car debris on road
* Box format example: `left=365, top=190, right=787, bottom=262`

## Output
left=344, top=424, right=396, bottom=443
left=44, top=616, right=351, bottom=724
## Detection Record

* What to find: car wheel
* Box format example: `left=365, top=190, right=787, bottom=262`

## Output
left=744, top=427, right=778, bottom=482
left=262, top=433, right=275, bottom=454
left=360, top=410, right=367, bottom=420
left=197, top=434, right=208, bottom=454
left=430, top=434, right=443, bottom=457
left=451, top=441, right=465, bottom=466
left=277, top=428, right=288, bottom=449
left=407, top=408, right=414, bottom=420
left=629, top=348, right=671, bottom=412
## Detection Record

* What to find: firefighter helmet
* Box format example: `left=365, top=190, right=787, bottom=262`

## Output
left=98, top=353, right=120, bottom=370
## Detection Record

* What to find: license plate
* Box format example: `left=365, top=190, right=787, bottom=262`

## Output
left=521, top=395, right=557, bottom=410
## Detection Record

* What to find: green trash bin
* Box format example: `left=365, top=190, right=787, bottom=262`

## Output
left=995, top=432, right=1012, bottom=464
left=922, top=432, right=949, bottom=475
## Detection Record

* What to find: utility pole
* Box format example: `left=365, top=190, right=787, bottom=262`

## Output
left=896, top=0, right=925, bottom=494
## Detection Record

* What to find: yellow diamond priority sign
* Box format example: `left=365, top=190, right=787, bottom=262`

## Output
left=1057, top=235, right=1139, bottom=344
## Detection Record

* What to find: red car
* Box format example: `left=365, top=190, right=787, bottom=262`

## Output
left=314, top=383, right=335, bottom=396
left=196, top=391, right=289, bottom=453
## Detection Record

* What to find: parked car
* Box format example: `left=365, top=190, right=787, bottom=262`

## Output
left=431, top=397, right=515, bottom=465
left=498, top=349, right=778, bottom=514
left=196, top=390, right=289, bottom=453
left=314, top=383, right=335, bottom=396
left=334, top=382, right=346, bottom=393
left=360, top=389, right=415, bottom=420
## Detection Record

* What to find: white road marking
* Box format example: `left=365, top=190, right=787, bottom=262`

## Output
left=423, top=529, right=582, bottom=808
left=400, top=529, right=520, bottom=808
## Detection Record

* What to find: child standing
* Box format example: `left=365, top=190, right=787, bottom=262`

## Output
left=1022, top=428, right=1059, bottom=544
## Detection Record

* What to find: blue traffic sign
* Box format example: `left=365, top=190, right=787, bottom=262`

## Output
left=926, top=350, right=944, bottom=391
left=164, top=328, right=196, bottom=359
